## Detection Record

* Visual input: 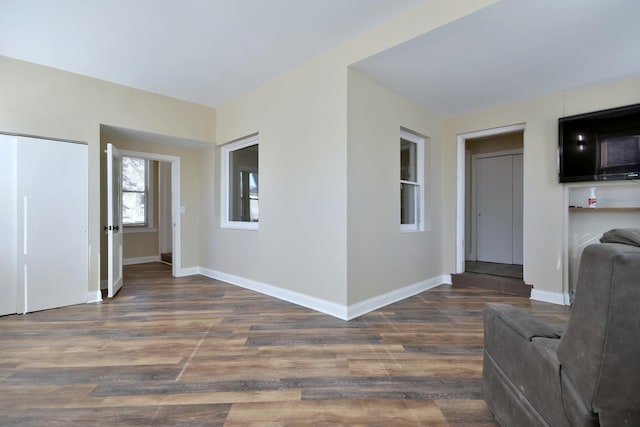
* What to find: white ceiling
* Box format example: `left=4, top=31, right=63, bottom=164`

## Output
left=353, top=0, right=640, bottom=116
left=2, top=0, right=639, bottom=117
left=0, top=0, right=422, bottom=108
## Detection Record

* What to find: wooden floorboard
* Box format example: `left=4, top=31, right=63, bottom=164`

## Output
left=0, top=262, right=571, bottom=425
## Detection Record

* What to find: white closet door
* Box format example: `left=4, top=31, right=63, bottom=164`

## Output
left=17, top=137, right=88, bottom=313
left=0, top=136, right=18, bottom=316
left=476, top=155, right=514, bottom=264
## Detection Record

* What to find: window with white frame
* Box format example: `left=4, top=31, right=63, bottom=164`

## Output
left=400, top=129, right=424, bottom=231
left=221, top=135, right=259, bottom=229
left=122, top=156, right=149, bottom=226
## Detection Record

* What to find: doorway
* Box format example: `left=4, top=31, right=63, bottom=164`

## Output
left=456, top=125, right=525, bottom=279
left=104, top=145, right=181, bottom=297
left=470, top=148, right=523, bottom=267
left=119, top=149, right=180, bottom=276
left=158, top=161, right=173, bottom=265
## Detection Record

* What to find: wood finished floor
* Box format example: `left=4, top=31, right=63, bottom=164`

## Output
left=0, top=263, right=571, bottom=426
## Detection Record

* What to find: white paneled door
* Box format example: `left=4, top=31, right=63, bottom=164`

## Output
left=475, top=153, right=523, bottom=264
left=106, top=143, right=123, bottom=297
left=0, top=136, right=18, bottom=315
left=17, top=136, right=87, bottom=313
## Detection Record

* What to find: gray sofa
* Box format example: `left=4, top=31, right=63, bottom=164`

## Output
left=483, top=229, right=640, bottom=426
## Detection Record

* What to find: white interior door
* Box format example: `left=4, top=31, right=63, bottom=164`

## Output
left=476, top=155, right=514, bottom=264
left=0, top=135, right=18, bottom=316
left=106, top=143, right=123, bottom=297
left=17, top=137, right=88, bottom=313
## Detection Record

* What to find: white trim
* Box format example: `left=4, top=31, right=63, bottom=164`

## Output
left=221, top=134, right=260, bottom=230
left=158, top=162, right=173, bottom=255
left=176, top=266, right=200, bottom=277
left=199, top=267, right=347, bottom=319
left=87, top=290, right=102, bottom=303
left=456, top=123, right=526, bottom=273
left=118, top=149, right=181, bottom=163
left=530, top=289, right=569, bottom=306
left=123, top=255, right=161, bottom=266
left=400, top=129, right=425, bottom=232
left=197, top=267, right=449, bottom=321
left=346, top=275, right=449, bottom=320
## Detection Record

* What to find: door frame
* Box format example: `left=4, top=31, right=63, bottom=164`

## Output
left=157, top=161, right=173, bottom=262
left=118, top=149, right=182, bottom=277
left=455, top=123, right=525, bottom=273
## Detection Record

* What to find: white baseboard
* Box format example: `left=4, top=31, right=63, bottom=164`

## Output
left=123, top=256, right=160, bottom=266
left=177, top=266, right=200, bottom=277
left=199, top=267, right=348, bottom=319
left=530, top=289, right=569, bottom=305
left=346, top=275, right=449, bottom=320
left=87, top=290, right=102, bottom=303
left=198, top=268, right=450, bottom=321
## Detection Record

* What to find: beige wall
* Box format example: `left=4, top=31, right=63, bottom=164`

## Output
left=203, top=1, right=495, bottom=307
left=443, top=76, right=640, bottom=296
left=0, top=55, right=215, bottom=293
left=346, top=69, right=443, bottom=304
left=123, top=232, right=159, bottom=259
left=203, top=54, right=349, bottom=304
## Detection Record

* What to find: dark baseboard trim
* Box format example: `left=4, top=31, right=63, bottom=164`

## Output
left=451, top=272, right=533, bottom=297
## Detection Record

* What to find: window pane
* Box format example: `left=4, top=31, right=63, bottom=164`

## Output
left=401, top=139, right=417, bottom=182
left=122, top=192, right=146, bottom=225
left=122, top=157, right=146, bottom=191
left=229, top=144, right=259, bottom=222
left=401, top=183, right=416, bottom=225
left=248, top=171, right=259, bottom=222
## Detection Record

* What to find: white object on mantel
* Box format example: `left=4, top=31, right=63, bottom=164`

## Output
left=588, top=187, right=597, bottom=208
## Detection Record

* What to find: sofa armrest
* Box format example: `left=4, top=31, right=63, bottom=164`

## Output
left=484, top=303, right=562, bottom=341
left=483, top=303, right=572, bottom=426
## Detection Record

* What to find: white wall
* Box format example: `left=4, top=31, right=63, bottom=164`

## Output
left=443, top=76, right=640, bottom=298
